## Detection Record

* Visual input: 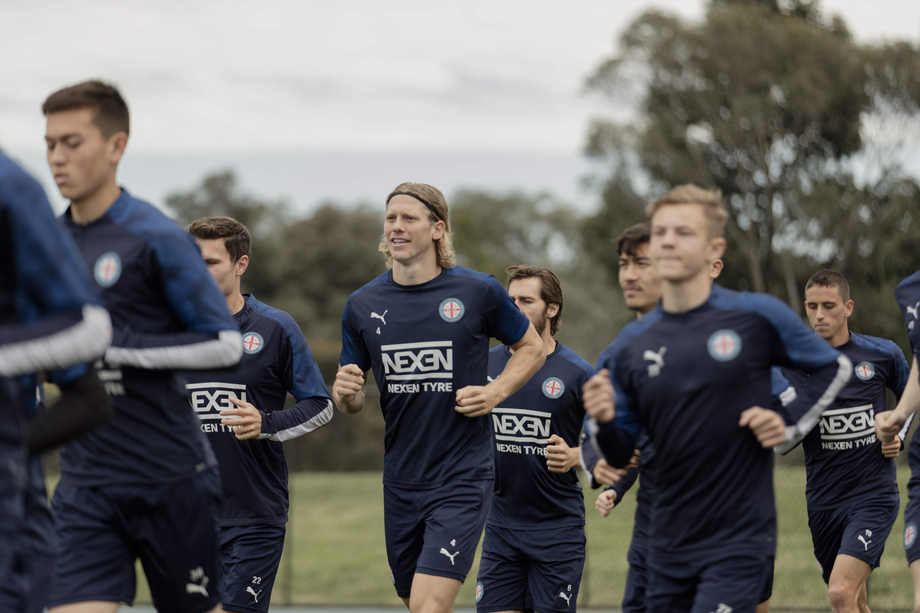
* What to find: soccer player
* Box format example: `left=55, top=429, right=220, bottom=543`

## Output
left=333, top=183, right=545, bottom=613
left=777, top=270, right=909, bottom=612
left=876, top=271, right=920, bottom=613
left=0, top=151, right=113, bottom=613
left=475, top=265, right=593, bottom=613
left=185, top=216, right=333, bottom=612
left=42, top=80, right=243, bottom=613
left=584, top=185, right=852, bottom=613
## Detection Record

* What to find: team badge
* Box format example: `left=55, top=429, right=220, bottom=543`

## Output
left=707, top=330, right=741, bottom=361
left=439, top=298, right=465, bottom=322
left=543, top=377, right=564, bottom=399
left=855, top=362, right=875, bottom=381
left=94, top=252, right=121, bottom=287
left=905, top=523, right=917, bottom=549
left=242, top=332, right=264, bottom=354
left=475, top=582, right=483, bottom=602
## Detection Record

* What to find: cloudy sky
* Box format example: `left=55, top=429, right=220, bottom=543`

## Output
left=3, top=0, right=919, bottom=213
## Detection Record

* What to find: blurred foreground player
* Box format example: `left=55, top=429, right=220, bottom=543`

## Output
left=187, top=216, right=333, bottom=612
left=778, top=270, right=909, bottom=613
left=476, top=266, right=592, bottom=613
left=877, top=271, right=920, bottom=613
left=333, top=183, right=544, bottom=613
left=585, top=185, right=852, bottom=613
left=0, top=152, right=113, bottom=613
left=42, top=80, right=243, bottom=613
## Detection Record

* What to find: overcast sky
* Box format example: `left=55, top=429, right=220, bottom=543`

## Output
left=3, top=0, right=918, bottom=212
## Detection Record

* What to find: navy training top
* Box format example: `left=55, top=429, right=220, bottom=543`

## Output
left=487, top=342, right=593, bottom=528
left=339, top=266, right=530, bottom=489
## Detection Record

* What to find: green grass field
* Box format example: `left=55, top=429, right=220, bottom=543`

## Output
left=102, top=466, right=915, bottom=609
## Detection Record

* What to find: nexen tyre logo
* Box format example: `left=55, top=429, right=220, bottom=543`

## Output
left=381, top=341, right=453, bottom=381
left=492, top=408, right=551, bottom=444
left=187, top=382, right=247, bottom=419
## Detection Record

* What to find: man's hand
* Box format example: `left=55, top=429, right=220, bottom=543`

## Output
left=583, top=369, right=615, bottom=424
left=455, top=385, right=502, bottom=418
left=596, top=490, right=617, bottom=518
left=592, top=458, right=628, bottom=486
left=876, top=410, right=905, bottom=445
left=739, top=407, right=786, bottom=448
left=546, top=435, right=580, bottom=473
left=333, top=364, right=365, bottom=413
left=882, top=434, right=902, bottom=458
left=221, top=397, right=262, bottom=440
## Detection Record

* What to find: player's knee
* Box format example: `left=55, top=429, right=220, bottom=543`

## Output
left=827, top=581, right=857, bottom=611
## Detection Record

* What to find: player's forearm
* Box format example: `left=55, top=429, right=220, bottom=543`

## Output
left=106, top=327, right=243, bottom=369
left=261, top=397, right=333, bottom=442
left=0, top=305, right=111, bottom=377
left=489, top=331, right=545, bottom=404
left=892, top=357, right=920, bottom=423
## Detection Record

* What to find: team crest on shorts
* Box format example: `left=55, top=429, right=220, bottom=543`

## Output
left=242, top=332, right=264, bottom=354
left=94, top=252, right=121, bottom=287
left=439, top=298, right=465, bottom=322
left=475, top=582, right=483, bottom=602
left=905, top=522, right=917, bottom=549
left=543, top=377, right=564, bottom=399
left=707, top=330, right=741, bottom=361
left=855, top=362, right=875, bottom=381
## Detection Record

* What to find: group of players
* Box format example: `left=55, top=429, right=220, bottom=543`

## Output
left=3, top=77, right=920, bottom=613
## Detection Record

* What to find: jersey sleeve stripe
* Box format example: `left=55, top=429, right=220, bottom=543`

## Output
left=105, top=329, right=243, bottom=369
left=0, top=304, right=111, bottom=377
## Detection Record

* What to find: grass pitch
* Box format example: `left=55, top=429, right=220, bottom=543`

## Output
left=118, top=466, right=913, bottom=609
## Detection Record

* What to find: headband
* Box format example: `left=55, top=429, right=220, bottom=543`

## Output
left=386, top=192, right=443, bottom=221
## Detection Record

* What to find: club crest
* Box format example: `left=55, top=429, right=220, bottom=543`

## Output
left=94, top=252, right=122, bottom=287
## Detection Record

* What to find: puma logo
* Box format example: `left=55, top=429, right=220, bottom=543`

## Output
left=643, top=347, right=667, bottom=377
left=558, top=592, right=572, bottom=606
left=371, top=310, right=388, bottom=325
left=439, top=548, right=459, bottom=565
left=246, top=586, right=263, bottom=602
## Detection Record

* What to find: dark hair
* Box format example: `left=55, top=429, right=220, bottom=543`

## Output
left=616, top=222, right=651, bottom=257
left=505, top=265, right=564, bottom=336
left=186, top=217, right=252, bottom=263
left=42, top=80, right=130, bottom=138
left=805, top=269, right=850, bottom=302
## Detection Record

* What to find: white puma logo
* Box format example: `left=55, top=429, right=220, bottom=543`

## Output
left=185, top=576, right=209, bottom=597
left=558, top=592, right=572, bottom=606
left=643, top=347, right=667, bottom=377
left=439, top=548, right=459, bottom=565
left=371, top=310, right=388, bottom=325
left=858, top=535, right=872, bottom=550
left=246, top=586, right=262, bottom=602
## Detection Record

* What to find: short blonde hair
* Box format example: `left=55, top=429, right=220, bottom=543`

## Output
left=379, top=182, right=456, bottom=269
left=646, top=184, right=728, bottom=238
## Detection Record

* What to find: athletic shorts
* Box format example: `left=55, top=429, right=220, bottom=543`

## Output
left=384, top=479, right=493, bottom=599
left=622, top=502, right=650, bottom=613
left=219, top=524, right=286, bottom=613
left=476, top=523, right=585, bottom=613
left=808, top=491, right=899, bottom=583
left=647, top=554, right=770, bottom=613
left=903, top=488, right=920, bottom=565
left=48, top=468, right=222, bottom=613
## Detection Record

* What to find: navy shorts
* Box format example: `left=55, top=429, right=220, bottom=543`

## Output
left=384, top=479, right=493, bottom=598
left=808, top=491, right=899, bottom=583
left=647, top=554, right=770, bottom=613
left=48, top=468, right=222, bottom=612
left=903, top=488, right=920, bottom=564
left=476, top=523, right=585, bottom=613
left=622, top=502, right=649, bottom=613
left=219, top=524, right=286, bottom=613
